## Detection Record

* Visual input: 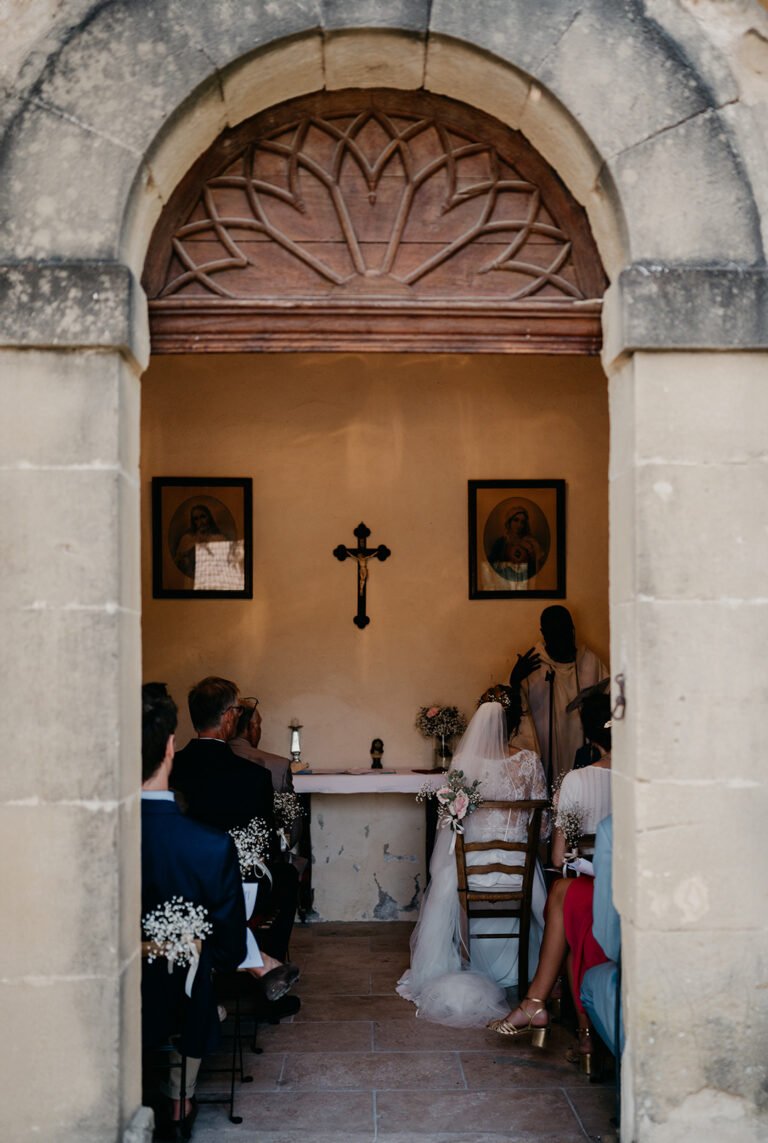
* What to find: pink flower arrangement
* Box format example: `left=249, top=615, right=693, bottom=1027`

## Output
left=417, top=769, right=483, bottom=850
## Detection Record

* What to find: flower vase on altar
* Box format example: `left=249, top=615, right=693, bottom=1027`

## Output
left=434, top=734, right=453, bottom=769
left=415, top=704, right=467, bottom=771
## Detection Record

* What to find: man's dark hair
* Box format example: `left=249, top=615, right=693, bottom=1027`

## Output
left=580, top=694, right=612, bottom=751
left=236, top=698, right=258, bottom=738
left=188, top=676, right=239, bottom=732
left=142, top=682, right=178, bottom=782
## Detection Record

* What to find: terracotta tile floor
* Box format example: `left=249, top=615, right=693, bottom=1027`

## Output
left=190, top=922, right=617, bottom=1142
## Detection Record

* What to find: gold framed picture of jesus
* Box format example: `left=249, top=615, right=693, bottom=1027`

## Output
left=152, top=477, right=253, bottom=599
left=468, top=479, right=565, bottom=599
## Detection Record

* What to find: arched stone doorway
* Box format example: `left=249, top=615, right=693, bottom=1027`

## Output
left=140, top=85, right=610, bottom=927
left=2, top=8, right=766, bottom=1142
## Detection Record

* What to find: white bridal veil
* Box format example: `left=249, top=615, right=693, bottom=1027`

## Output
left=396, top=701, right=517, bottom=1027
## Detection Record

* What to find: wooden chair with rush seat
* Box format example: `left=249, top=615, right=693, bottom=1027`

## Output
left=454, top=798, right=549, bottom=1000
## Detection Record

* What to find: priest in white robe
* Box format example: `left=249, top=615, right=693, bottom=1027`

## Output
left=510, top=605, right=607, bottom=789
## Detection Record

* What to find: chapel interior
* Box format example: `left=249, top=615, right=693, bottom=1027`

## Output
left=140, top=350, right=609, bottom=919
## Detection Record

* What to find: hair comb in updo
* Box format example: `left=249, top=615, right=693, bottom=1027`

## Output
left=477, top=684, right=512, bottom=709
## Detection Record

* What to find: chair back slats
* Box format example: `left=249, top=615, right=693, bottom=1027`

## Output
left=454, top=798, right=548, bottom=999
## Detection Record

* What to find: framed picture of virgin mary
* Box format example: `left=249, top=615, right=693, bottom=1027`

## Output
left=468, top=479, right=565, bottom=599
left=152, top=477, right=253, bottom=599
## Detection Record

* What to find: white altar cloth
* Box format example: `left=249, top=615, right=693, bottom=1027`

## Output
left=293, top=770, right=439, bottom=795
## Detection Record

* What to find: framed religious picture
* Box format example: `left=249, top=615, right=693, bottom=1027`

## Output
left=468, top=479, right=565, bottom=599
left=152, top=477, right=253, bottom=599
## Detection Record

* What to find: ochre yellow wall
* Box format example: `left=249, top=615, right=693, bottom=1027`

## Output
left=141, top=353, right=609, bottom=764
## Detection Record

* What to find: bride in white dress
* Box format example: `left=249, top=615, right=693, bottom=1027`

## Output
left=396, top=687, right=549, bottom=1027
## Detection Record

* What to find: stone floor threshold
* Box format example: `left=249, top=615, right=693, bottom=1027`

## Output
left=186, top=921, right=616, bottom=1142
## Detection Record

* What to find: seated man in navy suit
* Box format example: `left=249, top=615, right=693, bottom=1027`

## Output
left=171, top=677, right=300, bottom=971
left=141, top=683, right=246, bottom=1135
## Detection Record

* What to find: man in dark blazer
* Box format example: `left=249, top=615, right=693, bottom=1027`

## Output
left=141, top=683, right=246, bottom=1134
left=171, top=677, right=299, bottom=964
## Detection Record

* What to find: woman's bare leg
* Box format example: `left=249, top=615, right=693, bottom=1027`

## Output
left=495, top=877, right=572, bottom=1028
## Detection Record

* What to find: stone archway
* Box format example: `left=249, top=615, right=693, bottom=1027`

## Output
left=1, top=7, right=767, bottom=1142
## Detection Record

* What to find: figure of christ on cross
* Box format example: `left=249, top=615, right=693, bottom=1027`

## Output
left=332, top=522, right=391, bottom=628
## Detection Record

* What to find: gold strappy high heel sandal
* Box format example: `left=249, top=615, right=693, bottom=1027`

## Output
left=566, top=1025, right=596, bottom=1076
left=487, top=996, right=550, bottom=1049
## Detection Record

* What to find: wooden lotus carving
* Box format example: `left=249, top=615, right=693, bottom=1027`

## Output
left=145, top=91, right=605, bottom=353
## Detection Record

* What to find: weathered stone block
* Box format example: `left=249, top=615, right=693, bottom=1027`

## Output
left=632, top=352, right=768, bottom=462
left=425, top=38, right=529, bottom=129
left=607, top=110, right=762, bottom=263
left=629, top=598, right=768, bottom=782
left=0, top=263, right=148, bottom=365
left=119, top=797, right=142, bottom=967
left=142, top=84, right=228, bottom=207
left=634, top=461, right=768, bottom=600
left=622, top=926, right=768, bottom=1136
left=428, top=0, right=583, bottom=76
left=325, top=29, right=425, bottom=90
left=0, top=102, right=142, bottom=262
left=186, top=0, right=322, bottom=71
left=123, top=1105, right=153, bottom=1143
left=538, top=2, right=711, bottom=160
left=606, top=267, right=768, bottom=359
left=614, top=777, right=766, bottom=930
left=0, top=974, right=122, bottom=1141
left=0, top=350, right=121, bottom=466
left=0, top=803, right=120, bottom=977
left=0, top=467, right=124, bottom=608
left=609, top=469, right=637, bottom=606
left=223, top=36, right=325, bottom=130
left=0, top=607, right=130, bottom=802
left=323, top=0, right=430, bottom=32
left=119, top=931, right=143, bottom=1126
left=30, top=1, right=218, bottom=157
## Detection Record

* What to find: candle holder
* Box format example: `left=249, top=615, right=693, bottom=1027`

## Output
left=289, top=719, right=306, bottom=772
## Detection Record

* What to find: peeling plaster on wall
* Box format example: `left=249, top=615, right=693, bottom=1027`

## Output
left=353, top=863, right=360, bottom=872
left=405, top=877, right=422, bottom=912
left=316, top=813, right=324, bottom=831
left=363, top=825, right=370, bottom=838
left=372, top=873, right=400, bottom=920
left=383, top=843, right=417, bottom=863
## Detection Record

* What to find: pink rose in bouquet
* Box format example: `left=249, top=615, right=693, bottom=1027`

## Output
left=435, top=787, right=452, bottom=804
left=452, top=791, right=470, bottom=819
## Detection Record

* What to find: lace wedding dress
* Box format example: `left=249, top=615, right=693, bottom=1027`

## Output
left=396, top=701, right=549, bottom=1027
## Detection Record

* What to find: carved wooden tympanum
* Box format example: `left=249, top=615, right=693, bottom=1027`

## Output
left=144, top=91, right=605, bottom=353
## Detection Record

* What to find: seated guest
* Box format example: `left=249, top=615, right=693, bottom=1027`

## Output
left=581, top=815, right=623, bottom=1055
left=489, top=688, right=613, bottom=1074
left=230, top=697, right=294, bottom=793
left=142, top=683, right=247, bottom=1135
left=171, top=677, right=300, bottom=977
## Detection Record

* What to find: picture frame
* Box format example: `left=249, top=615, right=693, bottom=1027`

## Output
left=468, top=479, right=565, bottom=599
left=152, top=477, right=253, bottom=599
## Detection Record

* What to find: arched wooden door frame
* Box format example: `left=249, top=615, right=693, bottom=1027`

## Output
left=143, top=89, right=607, bottom=356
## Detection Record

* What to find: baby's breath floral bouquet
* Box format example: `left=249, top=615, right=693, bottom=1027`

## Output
left=229, top=816, right=272, bottom=881
left=555, top=802, right=586, bottom=872
left=274, top=791, right=304, bottom=850
left=142, top=896, right=212, bottom=996
left=417, top=768, right=483, bottom=853
left=415, top=705, right=468, bottom=740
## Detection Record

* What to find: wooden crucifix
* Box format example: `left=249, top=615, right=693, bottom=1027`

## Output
left=332, top=522, right=391, bottom=629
